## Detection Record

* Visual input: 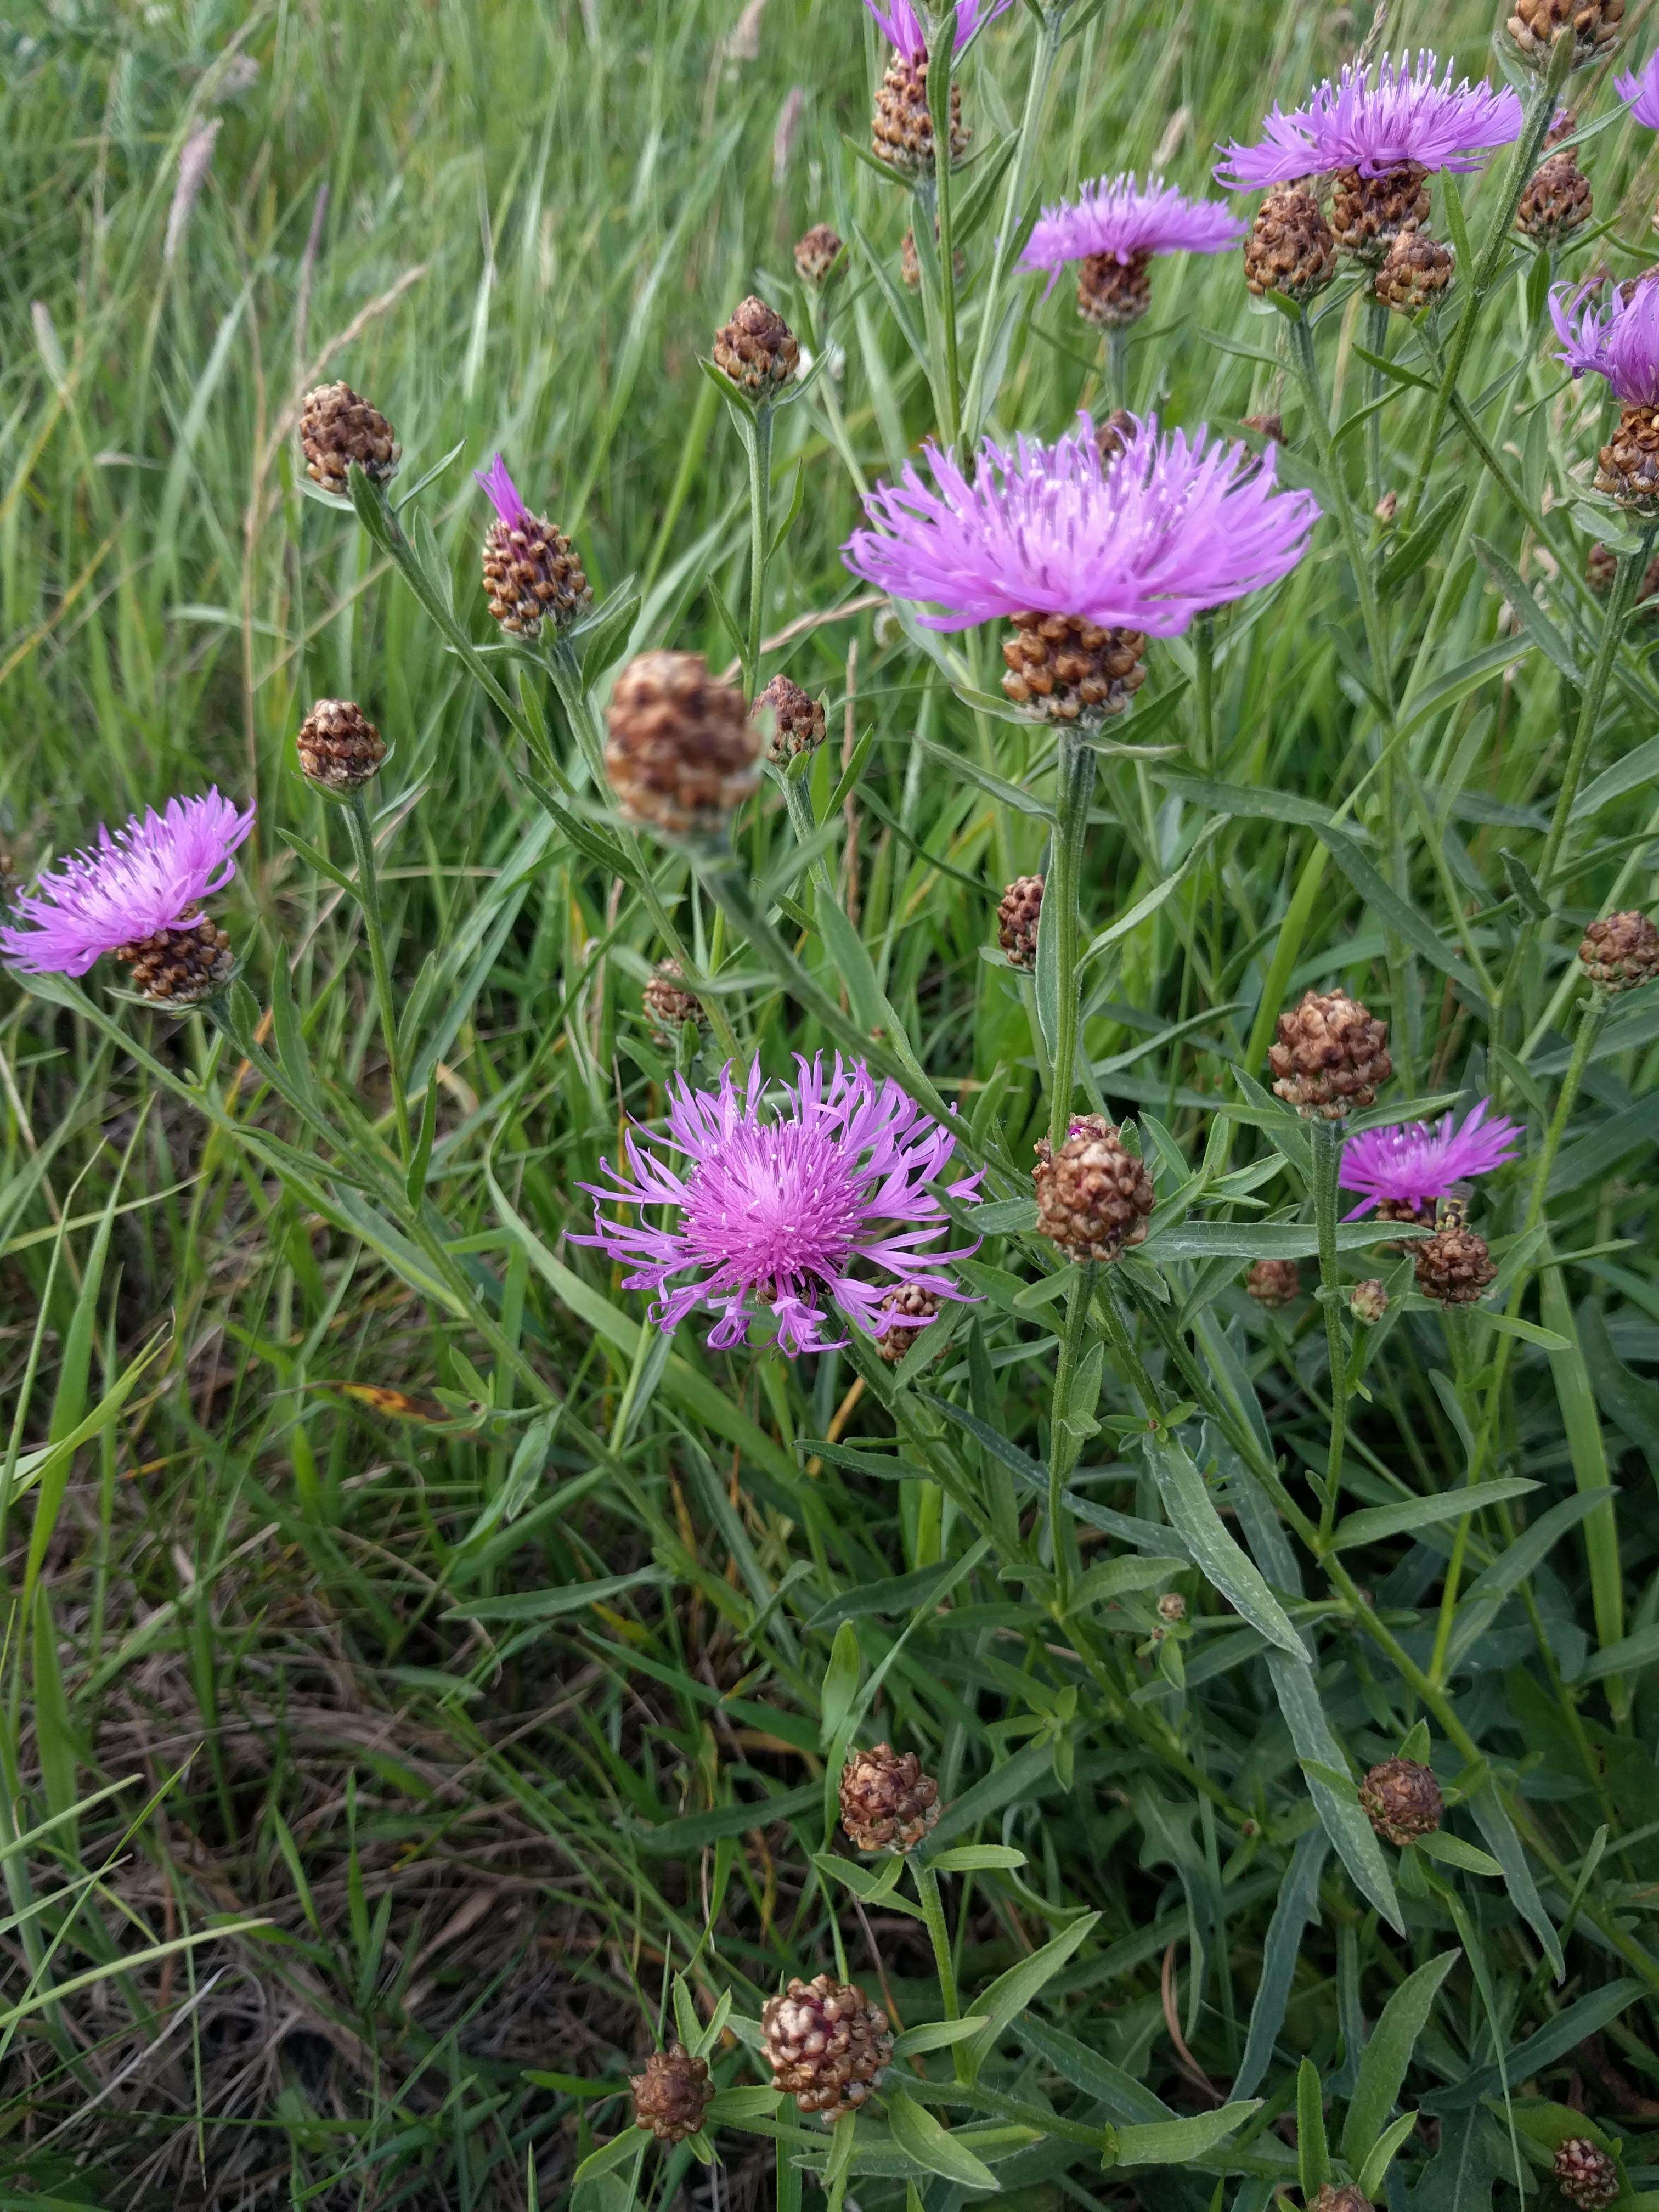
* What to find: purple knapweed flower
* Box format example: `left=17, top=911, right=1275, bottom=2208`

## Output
left=1216, top=52, right=1522, bottom=189
left=1339, top=1099, right=1522, bottom=1219
left=842, top=413, right=1319, bottom=636
left=1, top=792, right=255, bottom=979
left=1551, top=273, right=1659, bottom=405
left=862, top=0, right=1011, bottom=59
left=579, top=1056, right=981, bottom=1357
left=475, top=451, right=529, bottom=528
left=1022, top=174, right=1244, bottom=278
left=1617, top=51, right=1659, bottom=127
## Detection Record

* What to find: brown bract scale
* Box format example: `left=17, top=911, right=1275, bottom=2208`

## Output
left=1246, top=1257, right=1302, bottom=1308
left=839, top=1743, right=941, bottom=1852
left=761, top=1976, right=893, bottom=2118
left=1076, top=250, right=1152, bottom=328
left=1157, top=1590, right=1187, bottom=1622
left=296, top=698, right=387, bottom=792
left=713, top=296, right=799, bottom=398
left=630, top=2045, right=714, bottom=2146
left=115, top=919, right=234, bottom=1007
left=872, top=53, right=965, bottom=172
left=901, top=225, right=966, bottom=289
left=1035, top=1120, right=1155, bottom=1263
left=997, top=874, right=1044, bottom=970
left=1517, top=150, right=1592, bottom=243
left=1555, top=2139, right=1621, bottom=2210
left=643, top=958, right=705, bottom=1038
left=482, top=510, right=591, bottom=639
left=1244, top=185, right=1338, bottom=303
left=1580, top=909, right=1659, bottom=992
left=1598, top=406, right=1659, bottom=514
left=874, top=1284, right=941, bottom=1363
left=1547, top=106, right=1579, bottom=146
left=1330, top=163, right=1429, bottom=262
left=1359, top=1756, right=1442, bottom=1845
left=1374, top=228, right=1453, bottom=314
left=298, top=381, right=400, bottom=493
left=1310, top=2188, right=1374, bottom=2212
left=1002, top=613, right=1146, bottom=726
left=604, top=652, right=761, bottom=840
left=1413, top=1224, right=1497, bottom=1306
left=1506, top=0, right=1624, bottom=67
left=753, top=673, right=825, bottom=763
left=1269, top=988, right=1392, bottom=1119
left=1096, top=408, right=1137, bottom=461
left=794, top=223, right=844, bottom=285
left=1587, top=543, right=1659, bottom=606
left=1350, top=1279, right=1390, bottom=1324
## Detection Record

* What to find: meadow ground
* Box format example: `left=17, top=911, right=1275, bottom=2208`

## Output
left=3, top=0, right=1659, bottom=2205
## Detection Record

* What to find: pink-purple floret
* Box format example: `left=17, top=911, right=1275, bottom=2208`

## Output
left=1, top=791, right=255, bottom=979
left=1552, top=275, right=1659, bottom=407
left=842, top=413, right=1319, bottom=636
left=1617, top=50, right=1659, bottom=128
left=861, top=0, right=1011, bottom=61
left=1021, top=173, right=1245, bottom=272
left=1338, top=1099, right=1522, bottom=1219
left=1215, top=51, right=1522, bottom=190
left=474, top=452, right=530, bottom=529
left=578, top=1054, right=981, bottom=1357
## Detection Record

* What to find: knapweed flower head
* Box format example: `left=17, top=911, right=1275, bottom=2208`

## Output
left=1617, top=51, right=1659, bottom=126
left=579, top=1056, right=980, bottom=1357
left=1339, top=1099, right=1521, bottom=1218
left=1022, top=173, right=1244, bottom=275
left=1, top=792, right=254, bottom=979
left=1551, top=274, right=1659, bottom=404
left=842, top=414, right=1319, bottom=636
left=1216, top=52, right=1522, bottom=189
left=862, top=0, right=1010, bottom=59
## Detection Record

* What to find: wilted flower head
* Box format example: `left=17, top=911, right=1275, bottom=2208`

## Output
left=1339, top=1099, right=1521, bottom=1218
left=1216, top=52, right=1522, bottom=189
left=843, top=414, right=1319, bottom=637
left=1, top=792, right=254, bottom=978
left=1617, top=50, right=1659, bottom=125
left=1551, top=274, right=1659, bottom=404
left=578, top=1056, right=980, bottom=1357
left=862, top=0, right=1010, bottom=58
left=1022, top=173, right=1244, bottom=274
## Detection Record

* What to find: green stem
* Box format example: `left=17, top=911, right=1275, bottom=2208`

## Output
left=1364, top=300, right=1388, bottom=513
left=1540, top=529, right=1657, bottom=890
left=745, top=405, right=775, bottom=693
left=1046, top=728, right=1097, bottom=1152
left=1107, top=327, right=1128, bottom=413
left=1047, top=1262, right=1097, bottom=1609
left=1287, top=314, right=1390, bottom=710
left=343, top=789, right=411, bottom=1160
left=1192, top=612, right=1215, bottom=773
left=1311, top=1118, right=1348, bottom=1547
left=912, top=1859, right=961, bottom=2050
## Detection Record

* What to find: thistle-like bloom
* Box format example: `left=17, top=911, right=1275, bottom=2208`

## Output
left=1551, top=274, right=1659, bottom=404
left=579, top=1057, right=980, bottom=1357
left=1, top=792, right=254, bottom=978
left=1216, top=52, right=1522, bottom=189
left=1339, top=1100, right=1522, bottom=1219
left=842, top=414, right=1319, bottom=636
left=1022, top=173, right=1244, bottom=276
left=862, top=0, right=1011, bottom=58
left=1618, top=51, right=1659, bottom=126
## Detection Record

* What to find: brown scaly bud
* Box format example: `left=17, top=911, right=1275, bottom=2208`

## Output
left=997, top=874, right=1044, bottom=970
left=1035, top=1119, right=1155, bottom=1264
left=1096, top=408, right=1138, bottom=462
left=1413, top=1225, right=1497, bottom=1307
left=115, top=919, right=234, bottom=1007
left=1506, top=0, right=1624, bottom=70
left=1002, top=612, right=1146, bottom=726
left=1244, top=185, right=1339, bottom=303
left=482, top=506, right=591, bottom=640
left=1359, top=1757, right=1443, bottom=1846
left=1246, top=1258, right=1302, bottom=1308
left=298, top=381, right=400, bottom=494
left=1555, top=2139, right=1621, bottom=2210
left=839, top=1743, right=941, bottom=1852
left=1350, top=1279, right=1390, bottom=1325
left=1587, top=542, right=1618, bottom=594
left=872, top=52, right=965, bottom=173
left=1579, top=909, right=1659, bottom=992
left=1375, top=490, right=1399, bottom=524
left=1310, top=2190, right=1374, bottom=2212
left=1517, top=150, right=1593, bottom=244
left=604, top=652, right=761, bottom=841
left=1374, top=228, right=1454, bottom=314
left=794, top=223, right=845, bottom=286
left=643, top=958, right=705, bottom=1039
left=713, top=296, right=799, bottom=399
left=761, top=1976, right=893, bottom=2119
left=1244, top=412, right=1285, bottom=443
left=1598, top=404, right=1659, bottom=513
left=900, top=225, right=966, bottom=289
left=630, top=2044, right=714, bottom=2146
left=753, top=673, right=825, bottom=763
left=296, top=698, right=387, bottom=792
left=1546, top=105, right=1579, bottom=147
left=1269, top=988, right=1392, bottom=1120
left=1156, top=1591, right=1187, bottom=1623
left=873, top=1284, right=941, bottom=1364
left=1077, top=250, right=1153, bottom=329
left=1330, top=163, right=1430, bottom=263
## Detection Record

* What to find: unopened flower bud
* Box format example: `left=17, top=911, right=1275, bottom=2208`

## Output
left=1246, top=1258, right=1302, bottom=1308
left=1349, top=1278, right=1389, bottom=1324
left=1555, top=2139, right=1621, bottom=2210
left=296, top=698, right=386, bottom=792
left=1413, top=1225, right=1497, bottom=1306
left=794, top=223, right=844, bottom=285
left=1244, top=412, right=1285, bottom=443
left=1517, top=150, right=1592, bottom=244
left=1375, top=490, right=1398, bottom=524
left=714, top=296, right=799, bottom=399
left=901, top=224, right=965, bottom=289
left=1374, top=227, right=1453, bottom=314
left=761, top=1976, right=892, bottom=2119
left=1035, top=1118, right=1155, bottom=1263
left=997, top=874, right=1044, bottom=970
left=605, top=652, right=761, bottom=841
left=873, top=1284, right=941, bottom=1364
left=872, top=52, right=964, bottom=173
left=298, top=380, right=400, bottom=494
left=1359, top=1756, right=1442, bottom=1844
left=753, top=673, right=825, bottom=763
left=1156, top=1591, right=1186, bottom=1623
left=1268, top=988, right=1391, bottom=1119
left=1579, top=909, right=1659, bottom=992
left=630, top=2044, right=714, bottom=2146
left=1244, top=184, right=1338, bottom=302
left=1505, top=0, right=1623, bottom=70
left=839, top=1743, right=940, bottom=1850
left=1310, top=2190, right=1373, bottom=2212
left=644, top=958, right=705, bottom=1039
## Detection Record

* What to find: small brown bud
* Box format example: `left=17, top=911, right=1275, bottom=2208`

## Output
left=1076, top=250, right=1153, bottom=329
left=900, top=224, right=966, bottom=289
left=1310, top=2190, right=1374, bottom=2212
left=1349, top=1279, right=1390, bottom=1324
left=1545, top=105, right=1579, bottom=147
left=873, top=1284, right=941, bottom=1364
left=1244, top=184, right=1338, bottom=303
left=115, top=919, right=234, bottom=1007
left=630, top=2044, right=714, bottom=2146
left=1096, top=409, right=1138, bottom=461
left=1555, top=2138, right=1621, bottom=2210
left=1268, top=988, right=1392, bottom=1119
left=1374, top=228, right=1454, bottom=315
left=713, top=296, right=799, bottom=399
left=1246, top=1258, right=1302, bottom=1308
left=1596, top=404, right=1659, bottom=514
left=1506, top=0, right=1624, bottom=70
left=1413, top=1225, right=1497, bottom=1307
left=761, top=1976, right=893, bottom=2119
left=296, top=698, right=386, bottom=792
left=1244, top=413, right=1285, bottom=443
left=872, top=52, right=964, bottom=173
left=1517, top=150, right=1593, bottom=244
left=643, top=958, right=705, bottom=1039
left=839, top=1743, right=941, bottom=1851
left=1330, top=163, right=1429, bottom=263
left=1579, top=909, right=1659, bottom=992
left=1002, top=612, right=1146, bottom=726
left=298, top=380, right=400, bottom=494
left=1359, top=1757, right=1442, bottom=1846
left=1374, top=490, right=1399, bottom=524
left=997, top=874, right=1044, bottom=970
left=1035, top=1119, right=1155, bottom=1263
left=1156, top=1591, right=1186, bottom=1623
left=753, top=673, right=825, bottom=763
left=604, top=652, right=761, bottom=840
left=794, top=223, right=844, bottom=285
